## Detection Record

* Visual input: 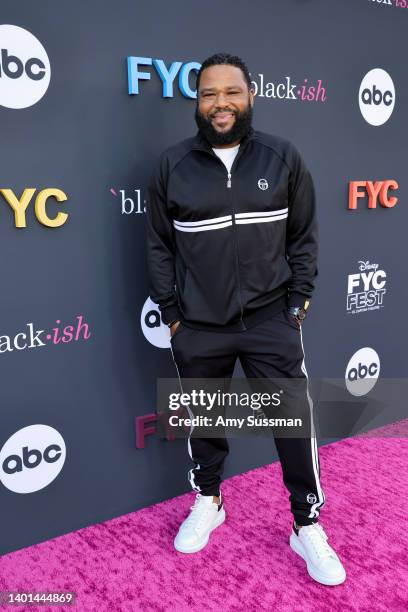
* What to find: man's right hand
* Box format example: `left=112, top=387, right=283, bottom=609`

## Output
left=170, top=321, right=181, bottom=337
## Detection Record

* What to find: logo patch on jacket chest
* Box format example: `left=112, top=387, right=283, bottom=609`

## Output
left=258, top=178, right=269, bottom=190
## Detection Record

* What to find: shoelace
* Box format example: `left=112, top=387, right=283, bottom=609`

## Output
left=183, top=494, right=214, bottom=533
left=300, top=523, right=337, bottom=560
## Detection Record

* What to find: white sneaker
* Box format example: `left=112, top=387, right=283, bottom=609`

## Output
left=290, top=522, right=346, bottom=585
left=174, top=493, right=226, bottom=553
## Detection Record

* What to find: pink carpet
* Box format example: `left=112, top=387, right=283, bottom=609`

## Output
left=1, top=420, right=407, bottom=612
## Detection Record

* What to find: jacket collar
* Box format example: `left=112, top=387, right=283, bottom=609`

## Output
left=191, top=125, right=256, bottom=153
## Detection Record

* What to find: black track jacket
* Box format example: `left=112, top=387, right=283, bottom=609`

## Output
left=146, top=127, right=318, bottom=332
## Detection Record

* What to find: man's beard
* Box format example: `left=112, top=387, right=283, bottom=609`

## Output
left=194, top=102, right=253, bottom=146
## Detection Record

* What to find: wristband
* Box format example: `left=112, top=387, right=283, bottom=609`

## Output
left=288, top=306, right=307, bottom=322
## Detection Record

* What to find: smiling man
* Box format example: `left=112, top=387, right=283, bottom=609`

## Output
left=146, top=53, right=346, bottom=586
left=194, top=63, right=254, bottom=148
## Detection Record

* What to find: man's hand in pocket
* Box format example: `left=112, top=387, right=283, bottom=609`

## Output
left=170, top=321, right=181, bottom=337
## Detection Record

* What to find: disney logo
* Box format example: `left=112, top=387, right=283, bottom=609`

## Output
left=358, top=260, right=379, bottom=272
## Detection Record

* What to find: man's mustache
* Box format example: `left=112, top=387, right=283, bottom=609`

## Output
left=209, top=109, right=237, bottom=118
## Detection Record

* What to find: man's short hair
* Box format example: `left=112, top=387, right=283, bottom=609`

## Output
left=196, top=52, right=253, bottom=93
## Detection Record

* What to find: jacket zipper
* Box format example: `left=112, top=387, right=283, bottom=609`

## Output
left=200, top=143, right=251, bottom=330
left=227, top=149, right=247, bottom=330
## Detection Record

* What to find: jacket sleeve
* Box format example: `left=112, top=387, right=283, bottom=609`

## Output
left=285, top=145, right=319, bottom=308
left=145, top=153, right=181, bottom=325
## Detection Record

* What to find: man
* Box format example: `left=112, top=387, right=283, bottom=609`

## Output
left=146, top=52, right=346, bottom=586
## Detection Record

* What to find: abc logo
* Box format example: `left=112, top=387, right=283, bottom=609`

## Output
left=359, top=68, right=395, bottom=126
left=345, top=347, right=380, bottom=396
left=141, top=296, right=171, bottom=349
left=0, top=424, right=66, bottom=493
left=0, top=25, right=51, bottom=109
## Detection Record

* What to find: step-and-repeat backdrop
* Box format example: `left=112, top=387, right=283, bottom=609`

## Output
left=1, top=0, right=407, bottom=555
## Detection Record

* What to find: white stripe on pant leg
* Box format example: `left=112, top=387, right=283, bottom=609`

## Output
left=169, top=343, right=201, bottom=492
left=299, top=327, right=326, bottom=519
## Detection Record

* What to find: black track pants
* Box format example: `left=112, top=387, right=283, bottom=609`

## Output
left=169, top=308, right=326, bottom=526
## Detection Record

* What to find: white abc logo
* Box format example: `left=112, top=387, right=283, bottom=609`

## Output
left=359, top=68, right=395, bottom=126
left=258, top=178, right=269, bottom=190
left=0, top=424, right=66, bottom=493
left=345, top=347, right=380, bottom=396
left=141, top=296, right=171, bottom=349
left=0, top=24, right=51, bottom=109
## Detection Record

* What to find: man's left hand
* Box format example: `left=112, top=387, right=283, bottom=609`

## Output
left=287, top=306, right=307, bottom=326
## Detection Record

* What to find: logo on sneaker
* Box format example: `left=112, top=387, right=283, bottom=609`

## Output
left=258, top=178, right=269, bottom=190
left=307, top=493, right=317, bottom=504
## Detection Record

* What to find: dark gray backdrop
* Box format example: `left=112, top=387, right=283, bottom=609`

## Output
left=1, top=0, right=406, bottom=555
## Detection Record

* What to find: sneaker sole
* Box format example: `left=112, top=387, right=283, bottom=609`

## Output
left=289, top=533, right=346, bottom=586
left=174, top=507, right=226, bottom=554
